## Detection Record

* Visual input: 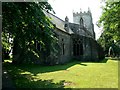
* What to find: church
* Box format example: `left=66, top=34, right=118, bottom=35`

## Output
left=43, top=9, right=104, bottom=64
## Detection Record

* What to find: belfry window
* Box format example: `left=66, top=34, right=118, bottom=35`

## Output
left=80, top=18, right=84, bottom=26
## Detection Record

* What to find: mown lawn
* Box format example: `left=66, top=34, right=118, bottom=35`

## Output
left=3, top=58, right=118, bottom=88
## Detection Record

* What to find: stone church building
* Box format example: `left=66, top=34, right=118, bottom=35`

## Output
left=43, top=9, right=104, bottom=64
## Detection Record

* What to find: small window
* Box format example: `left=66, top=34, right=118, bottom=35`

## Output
left=62, top=43, right=64, bottom=55
left=64, top=24, right=68, bottom=27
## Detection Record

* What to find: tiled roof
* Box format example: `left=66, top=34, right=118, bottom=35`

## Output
left=44, top=11, right=74, bottom=34
left=44, top=11, right=92, bottom=38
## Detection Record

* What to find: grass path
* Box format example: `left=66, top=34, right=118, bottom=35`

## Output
left=3, top=59, right=118, bottom=88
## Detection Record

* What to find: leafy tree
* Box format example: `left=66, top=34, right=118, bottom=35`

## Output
left=98, top=0, right=120, bottom=57
left=2, top=2, right=59, bottom=64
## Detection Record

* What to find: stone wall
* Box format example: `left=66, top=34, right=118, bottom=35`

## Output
left=83, top=37, right=104, bottom=62
left=70, top=35, right=104, bottom=62
left=46, top=29, right=104, bottom=65
left=54, top=28, right=72, bottom=64
left=82, top=37, right=93, bottom=61
left=73, top=11, right=95, bottom=39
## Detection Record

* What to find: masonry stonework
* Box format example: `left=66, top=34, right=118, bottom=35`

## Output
left=43, top=9, right=104, bottom=65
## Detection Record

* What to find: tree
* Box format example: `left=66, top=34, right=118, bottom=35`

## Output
left=98, top=0, right=120, bottom=57
left=2, top=2, right=59, bottom=64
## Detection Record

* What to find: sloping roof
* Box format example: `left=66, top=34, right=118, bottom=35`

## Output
left=44, top=11, right=74, bottom=34
left=69, top=22, right=93, bottom=37
left=44, top=11, right=92, bottom=37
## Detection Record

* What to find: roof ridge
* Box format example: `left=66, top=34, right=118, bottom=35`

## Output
left=47, top=12, right=65, bottom=22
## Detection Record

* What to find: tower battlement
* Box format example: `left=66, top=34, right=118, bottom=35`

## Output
left=73, top=11, right=91, bottom=16
left=73, top=8, right=91, bottom=17
left=73, top=8, right=95, bottom=39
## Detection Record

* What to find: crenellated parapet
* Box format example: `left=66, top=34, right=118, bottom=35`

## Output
left=73, top=7, right=95, bottom=39
left=73, top=8, right=92, bottom=17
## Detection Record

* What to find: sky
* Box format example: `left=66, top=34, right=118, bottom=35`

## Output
left=48, top=0, right=103, bottom=40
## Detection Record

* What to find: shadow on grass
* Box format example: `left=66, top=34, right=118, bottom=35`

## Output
left=3, top=63, right=66, bottom=88
left=3, top=58, right=109, bottom=76
left=3, top=58, right=110, bottom=88
left=15, top=78, right=65, bottom=88
left=79, top=63, right=87, bottom=66
left=79, top=58, right=109, bottom=63
left=3, top=61, right=83, bottom=75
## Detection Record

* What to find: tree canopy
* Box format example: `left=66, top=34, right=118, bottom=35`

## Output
left=2, top=2, right=59, bottom=64
left=98, top=0, right=120, bottom=56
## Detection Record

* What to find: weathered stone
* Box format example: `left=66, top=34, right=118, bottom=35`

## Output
left=39, top=10, right=105, bottom=65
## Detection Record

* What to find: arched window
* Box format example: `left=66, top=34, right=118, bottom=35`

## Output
left=80, top=18, right=84, bottom=25
left=73, top=39, right=83, bottom=56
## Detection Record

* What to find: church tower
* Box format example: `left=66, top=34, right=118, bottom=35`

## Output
left=73, top=8, right=95, bottom=39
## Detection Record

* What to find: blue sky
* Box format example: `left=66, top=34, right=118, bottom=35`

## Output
left=48, top=0, right=104, bottom=40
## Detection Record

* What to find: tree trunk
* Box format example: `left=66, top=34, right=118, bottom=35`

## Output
left=12, top=38, right=23, bottom=64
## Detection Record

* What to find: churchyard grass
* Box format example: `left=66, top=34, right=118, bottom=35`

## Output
left=3, top=58, right=118, bottom=88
